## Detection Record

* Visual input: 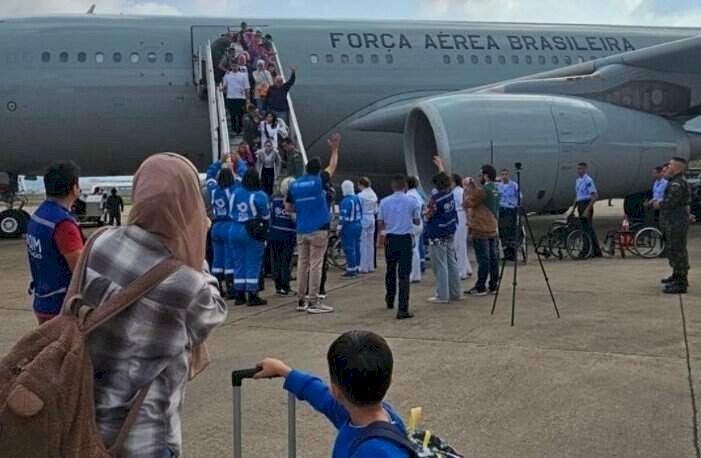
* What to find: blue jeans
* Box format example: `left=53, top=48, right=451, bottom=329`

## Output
left=473, top=238, right=499, bottom=290
left=161, top=448, right=174, bottom=458
left=341, top=224, right=362, bottom=273
left=429, top=237, right=461, bottom=300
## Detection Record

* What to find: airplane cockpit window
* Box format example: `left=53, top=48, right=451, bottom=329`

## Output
left=485, top=55, right=492, bottom=64
left=113, top=52, right=122, bottom=63
left=511, top=55, right=519, bottom=64
left=498, top=55, right=506, bottom=64
left=443, top=55, right=450, bottom=64
left=165, top=52, right=174, bottom=63
left=59, top=52, right=69, bottom=63
left=538, top=55, right=546, bottom=65
left=470, top=55, right=478, bottom=64
left=77, top=52, right=87, bottom=63
left=325, top=54, right=334, bottom=63
left=95, top=52, right=104, bottom=64
left=41, top=52, right=50, bottom=63
left=310, top=54, right=319, bottom=64
left=525, top=55, right=533, bottom=64
left=457, top=55, right=465, bottom=64
left=385, top=54, right=394, bottom=64
left=371, top=54, right=379, bottom=64
left=564, top=56, right=572, bottom=65
left=552, top=56, right=560, bottom=65
left=147, top=52, right=157, bottom=63
left=341, top=54, right=350, bottom=64
left=130, top=52, right=140, bottom=64
left=355, top=54, right=364, bottom=64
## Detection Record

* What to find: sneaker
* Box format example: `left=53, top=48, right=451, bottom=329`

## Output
left=467, top=287, right=487, bottom=296
left=277, top=289, right=290, bottom=296
left=488, top=287, right=498, bottom=295
left=296, top=299, right=308, bottom=312
left=341, top=272, right=357, bottom=279
left=307, top=303, right=334, bottom=314
left=396, top=312, right=415, bottom=320
left=427, top=297, right=449, bottom=304
left=661, top=275, right=675, bottom=284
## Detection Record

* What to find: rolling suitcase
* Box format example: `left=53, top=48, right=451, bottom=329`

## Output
left=231, top=368, right=297, bottom=458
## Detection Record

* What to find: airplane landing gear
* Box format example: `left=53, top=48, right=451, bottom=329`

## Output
left=0, top=172, right=30, bottom=239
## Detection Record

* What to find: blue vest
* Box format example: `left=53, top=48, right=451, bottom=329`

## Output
left=26, top=200, right=79, bottom=315
left=230, top=187, right=270, bottom=240
left=339, top=195, right=362, bottom=226
left=269, top=196, right=296, bottom=241
left=289, top=174, right=329, bottom=235
left=425, top=191, right=458, bottom=239
left=211, top=186, right=234, bottom=222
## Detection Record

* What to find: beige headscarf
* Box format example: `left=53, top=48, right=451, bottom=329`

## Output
left=129, top=153, right=207, bottom=271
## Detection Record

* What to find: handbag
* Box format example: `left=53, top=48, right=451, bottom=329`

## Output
left=245, top=193, right=269, bottom=241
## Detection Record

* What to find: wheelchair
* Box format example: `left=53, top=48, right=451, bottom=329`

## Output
left=536, top=215, right=593, bottom=260
left=601, top=217, right=665, bottom=259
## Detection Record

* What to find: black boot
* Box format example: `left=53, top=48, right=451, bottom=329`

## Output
left=664, top=281, right=688, bottom=294
left=225, top=275, right=236, bottom=300
left=234, top=291, right=247, bottom=306
left=660, top=275, right=675, bottom=284
left=247, top=292, right=267, bottom=307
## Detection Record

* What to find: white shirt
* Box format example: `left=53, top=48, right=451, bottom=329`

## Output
left=358, top=188, right=378, bottom=227
left=260, top=122, right=280, bottom=150
left=223, top=71, right=249, bottom=100
left=452, top=186, right=465, bottom=214
left=252, top=69, right=273, bottom=97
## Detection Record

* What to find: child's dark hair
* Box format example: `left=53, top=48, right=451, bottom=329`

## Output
left=327, top=330, right=393, bottom=407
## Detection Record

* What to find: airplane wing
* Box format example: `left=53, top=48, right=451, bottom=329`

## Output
left=350, top=34, right=701, bottom=133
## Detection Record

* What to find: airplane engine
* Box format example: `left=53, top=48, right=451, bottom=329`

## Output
left=404, top=93, right=690, bottom=212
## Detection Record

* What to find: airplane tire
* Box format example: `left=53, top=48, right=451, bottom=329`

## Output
left=0, top=209, right=28, bottom=238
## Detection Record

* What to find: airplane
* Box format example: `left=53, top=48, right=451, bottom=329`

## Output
left=1, top=14, right=701, bottom=237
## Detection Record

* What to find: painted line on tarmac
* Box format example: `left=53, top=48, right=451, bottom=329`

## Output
left=679, top=293, right=701, bottom=458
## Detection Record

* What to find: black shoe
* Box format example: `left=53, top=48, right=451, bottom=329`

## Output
left=234, top=292, right=247, bottom=306
left=661, top=275, right=675, bottom=284
left=385, top=296, right=394, bottom=309
left=247, top=293, right=268, bottom=306
left=396, top=312, right=414, bottom=320
left=664, top=282, right=688, bottom=294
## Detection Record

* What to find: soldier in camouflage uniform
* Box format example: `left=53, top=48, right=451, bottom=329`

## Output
left=654, top=157, right=690, bottom=294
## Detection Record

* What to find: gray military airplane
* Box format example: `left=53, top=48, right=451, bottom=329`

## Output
left=1, top=14, right=701, bottom=237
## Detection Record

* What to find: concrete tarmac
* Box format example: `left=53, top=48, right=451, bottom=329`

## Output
left=1, top=202, right=699, bottom=458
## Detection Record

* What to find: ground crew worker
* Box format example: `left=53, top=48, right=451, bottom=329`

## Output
left=210, top=167, right=238, bottom=299
left=338, top=180, right=362, bottom=278
left=378, top=175, right=421, bottom=320
left=571, top=162, right=603, bottom=257
left=104, top=188, right=124, bottom=226
left=26, top=161, right=84, bottom=324
left=357, top=177, right=378, bottom=274
left=230, top=169, right=270, bottom=306
left=498, top=169, right=519, bottom=261
left=654, top=157, right=690, bottom=294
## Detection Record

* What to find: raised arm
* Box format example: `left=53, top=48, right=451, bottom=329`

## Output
left=325, top=133, right=341, bottom=177
left=283, top=66, right=297, bottom=91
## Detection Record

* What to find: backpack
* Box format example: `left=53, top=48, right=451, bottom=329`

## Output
left=245, top=193, right=269, bottom=241
left=0, top=228, right=181, bottom=457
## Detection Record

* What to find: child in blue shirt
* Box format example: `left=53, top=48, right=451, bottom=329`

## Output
left=255, top=330, right=411, bottom=458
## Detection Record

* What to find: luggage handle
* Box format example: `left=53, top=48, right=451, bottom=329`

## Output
left=232, top=367, right=296, bottom=458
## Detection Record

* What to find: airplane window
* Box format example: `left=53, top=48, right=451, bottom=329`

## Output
left=471, top=55, right=478, bottom=64
left=564, top=56, right=572, bottom=65
left=498, top=55, right=506, bottom=64
left=457, top=55, right=465, bottom=64
left=355, top=54, right=364, bottom=64
left=113, top=52, right=122, bottom=63
left=147, top=52, right=157, bottom=63
left=326, top=54, right=334, bottom=63
left=310, top=54, right=319, bottom=64
left=538, top=55, right=546, bottom=65
left=165, top=52, right=174, bottom=63
left=371, top=54, right=379, bottom=64
left=511, top=55, right=519, bottom=64
left=95, top=52, right=104, bottom=64
left=77, top=52, right=87, bottom=63
left=525, top=55, right=533, bottom=64
left=41, top=52, right=50, bottom=63
left=341, top=54, right=350, bottom=64
left=385, top=54, right=394, bottom=64
left=59, top=52, right=69, bottom=63
left=130, top=52, right=140, bottom=64
left=443, top=55, right=450, bottom=64
left=552, top=56, right=559, bottom=65
left=485, top=55, right=492, bottom=64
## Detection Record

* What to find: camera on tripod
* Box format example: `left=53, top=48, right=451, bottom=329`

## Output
left=514, top=162, right=523, bottom=171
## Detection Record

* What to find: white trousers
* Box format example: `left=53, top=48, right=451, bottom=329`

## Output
left=411, top=222, right=423, bottom=282
left=455, top=211, right=473, bottom=278
left=359, top=224, right=375, bottom=273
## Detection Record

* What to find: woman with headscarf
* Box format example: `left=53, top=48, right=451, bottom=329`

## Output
left=210, top=166, right=238, bottom=298
left=252, top=59, right=273, bottom=112
left=338, top=180, right=362, bottom=278
left=269, top=177, right=296, bottom=296
left=230, top=168, right=271, bottom=306
left=80, top=153, right=227, bottom=457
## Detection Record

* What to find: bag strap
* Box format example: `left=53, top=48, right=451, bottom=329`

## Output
left=62, top=227, right=111, bottom=316
left=249, top=193, right=258, bottom=218
left=107, top=382, right=152, bottom=455
left=349, top=421, right=419, bottom=458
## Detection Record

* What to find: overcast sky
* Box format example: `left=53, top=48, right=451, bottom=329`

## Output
left=0, top=0, right=699, bottom=27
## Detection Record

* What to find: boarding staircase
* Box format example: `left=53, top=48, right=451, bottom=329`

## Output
left=194, top=40, right=308, bottom=170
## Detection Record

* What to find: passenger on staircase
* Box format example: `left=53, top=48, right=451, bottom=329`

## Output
left=218, top=45, right=238, bottom=75
left=222, top=65, right=250, bottom=136
left=256, top=140, right=282, bottom=196
left=260, top=112, right=288, bottom=152
left=212, top=32, right=234, bottom=83
left=242, top=105, right=263, bottom=150
left=265, top=66, right=297, bottom=125
left=236, top=140, right=256, bottom=169
left=253, top=60, right=273, bottom=112
left=280, top=137, right=305, bottom=179
left=267, top=62, right=278, bottom=80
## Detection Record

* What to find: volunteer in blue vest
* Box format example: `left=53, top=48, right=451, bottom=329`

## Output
left=286, top=133, right=340, bottom=314
left=269, top=177, right=297, bottom=296
left=570, top=162, right=603, bottom=257
left=424, top=171, right=462, bottom=304
left=378, top=175, right=421, bottom=320
left=497, top=169, right=520, bottom=262
left=357, top=177, right=378, bottom=274
left=210, top=166, right=238, bottom=299
left=338, top=180, right=362, bottom=278
left=230, top=168, right=270, bottom=306
left=26, top=161, right=85, bottom=324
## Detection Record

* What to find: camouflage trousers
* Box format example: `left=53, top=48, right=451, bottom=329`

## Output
left=664, top=220, right=689, bottom=280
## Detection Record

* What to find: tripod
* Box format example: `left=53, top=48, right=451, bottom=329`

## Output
left=491, top=164, right=560, bottom=326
